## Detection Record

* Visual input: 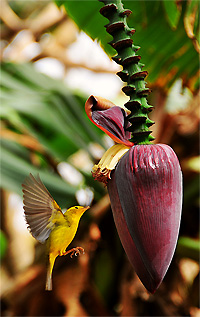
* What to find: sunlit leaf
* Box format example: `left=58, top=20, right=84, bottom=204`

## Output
left=184, top=0, right=200, bottom=52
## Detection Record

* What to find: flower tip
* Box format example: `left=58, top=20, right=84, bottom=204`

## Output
left=144, top=275, right=163, bottom=294
left=85, top=95, right=116, bottom=117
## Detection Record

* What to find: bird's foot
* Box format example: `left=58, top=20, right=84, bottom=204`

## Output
left=63, top=247, right=85, bottom=258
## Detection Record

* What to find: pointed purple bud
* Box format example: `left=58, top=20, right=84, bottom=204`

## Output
left=107, top=144, right=182, bottom=293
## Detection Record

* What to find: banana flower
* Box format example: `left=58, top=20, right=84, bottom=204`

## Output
left=86, top=95, right=182, bottom=293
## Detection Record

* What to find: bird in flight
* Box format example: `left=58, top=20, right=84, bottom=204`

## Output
left=22, top=173, right=89, bottom=290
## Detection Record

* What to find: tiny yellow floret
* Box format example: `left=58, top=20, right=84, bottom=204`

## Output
left=92, top=144, right=130, bottom=185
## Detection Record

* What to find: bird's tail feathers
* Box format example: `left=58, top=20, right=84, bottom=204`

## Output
left=46, top=253, right=56, bottom=291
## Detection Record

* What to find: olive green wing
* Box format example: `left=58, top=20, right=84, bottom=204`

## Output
left=22, top=173, right=64, bottom=243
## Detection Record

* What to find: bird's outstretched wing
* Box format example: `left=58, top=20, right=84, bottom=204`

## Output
left=22, top=173, right=64, bottom=243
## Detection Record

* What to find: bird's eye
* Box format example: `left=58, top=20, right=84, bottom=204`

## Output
left=75, top=206, right=78, bottom=209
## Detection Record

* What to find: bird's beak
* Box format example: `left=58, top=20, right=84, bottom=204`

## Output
left=83, top=206, right=90, bottom=212
left=80, top=206, right=90, bottom=216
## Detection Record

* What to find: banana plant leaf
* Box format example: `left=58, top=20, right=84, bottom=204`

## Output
left=57, top=0, right=199, bottom=89
left=0, top=62, right=106, bottom=206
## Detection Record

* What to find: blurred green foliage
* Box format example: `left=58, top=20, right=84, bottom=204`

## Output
left=1, top=62, right=105, bottom=207
left=177, top=237, right=200, bottom=262
left=0, top=231, right=8, bottom=259
left=58, top=0, right=199, bottom=88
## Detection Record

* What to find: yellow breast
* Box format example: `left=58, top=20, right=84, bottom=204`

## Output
left=48, top=221, right=78, bottom=256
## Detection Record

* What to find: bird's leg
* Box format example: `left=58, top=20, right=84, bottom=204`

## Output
left=62, top=247, right=85, bottom=258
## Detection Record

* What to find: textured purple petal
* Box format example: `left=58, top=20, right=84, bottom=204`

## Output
left=85, top=95, right=133, bottom=146
left=92, top=106, right=132, bottom=144
left=108, top=172, right=159, bottom=292
left=108, top=144, right=182, bottom=293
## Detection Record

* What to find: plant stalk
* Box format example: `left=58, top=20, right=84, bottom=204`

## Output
left=99, top=0, right=155, bottom=144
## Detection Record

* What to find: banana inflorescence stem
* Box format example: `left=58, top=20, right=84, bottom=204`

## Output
left=99, top=0, right=155, bottom=144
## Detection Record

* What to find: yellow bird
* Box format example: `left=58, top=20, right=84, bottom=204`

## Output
left=22, top=173, right=89, bottom=291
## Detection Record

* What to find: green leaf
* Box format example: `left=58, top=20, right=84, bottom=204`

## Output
left=1, top=144, right=78, bottom=207
left=1, top=62, right=106, bottom=204
left=58, top=0, right=199, bottom=89
left=0, top=231, right=8, bottom=259
left=177, top=237, right=200, bottom=262
left=60, top=0, right=115, bottom=56
left=184, top=0, right=200, bottom=48
left=163, top=0, right=181, bottom=29
left=1, top=62, right=105, bottom=154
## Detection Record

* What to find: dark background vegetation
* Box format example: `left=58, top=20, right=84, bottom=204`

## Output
left=0, top=0, right=199, bottom=316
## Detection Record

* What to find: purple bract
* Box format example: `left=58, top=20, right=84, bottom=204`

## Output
left=85, top=96, right=182, bottom=293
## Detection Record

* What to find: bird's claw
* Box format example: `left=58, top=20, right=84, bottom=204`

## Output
left=63, top=247, right=85, bottom=258
left=70, top=247, right=85, bottom=258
